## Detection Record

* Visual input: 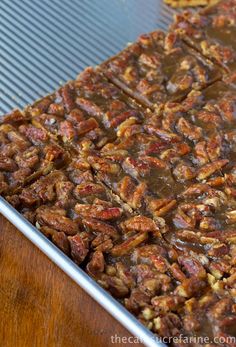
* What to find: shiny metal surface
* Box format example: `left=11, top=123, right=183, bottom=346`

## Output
left=0, top=0, right=175, bottom=114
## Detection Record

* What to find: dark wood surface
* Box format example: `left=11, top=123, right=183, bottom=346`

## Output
left=0, top=215, right=144, bottom=347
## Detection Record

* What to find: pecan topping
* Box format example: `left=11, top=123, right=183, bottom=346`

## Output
left=2, top=14, right=236, bottom=344
left=75, top=203, right=123, bottom=220
left=36, top=207, right=78, bottom=235
left=197, top=160, right=229, bottom=180
left=121, top=215, right=159, bottom=233
left=110, top=232, right=148, bottom=257
left=68, top=234, right=89, bottom=265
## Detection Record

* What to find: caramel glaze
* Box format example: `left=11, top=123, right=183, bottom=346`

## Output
left=1, top=2, right=236, bottom=345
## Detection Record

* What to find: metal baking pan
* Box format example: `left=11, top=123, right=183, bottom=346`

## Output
left=0, top=197, right=165, bottom=347
left=0, top=0, right=177, bottom=346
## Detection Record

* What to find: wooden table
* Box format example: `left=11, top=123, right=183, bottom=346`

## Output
left=0, top=215, right=144, bottom=347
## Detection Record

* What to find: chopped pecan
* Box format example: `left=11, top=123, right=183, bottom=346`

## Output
left=82, top=217, right=119, bottom=240
left=143, top=140, right=169, bottom=155
left=139, top=278, right=161, bottom=297
left=209, top=260, right=231, bottom=279
left=76, top=97, right=102, bottom=117
left=194, top=141, right=210, bottom=166
left=75, top=203, right=122, bottom=220
left=29, top=97, right=52, bottom=116
left=147, top=198, right=176, bottom=217
left=59, top=120, right=76, bottom=141
left=48, top=103, right=64, bottom=116
left=153, top=313, right=182, bottom=337
left=170, top=263, right=186, bottom=282
left=115, top=262, right=135, bottom=289
left=86, top=251, right=105, bottom=277
left=125, top=288, right=150, bottom=313
left=139, top=155, right=167, bottom=169
left=73, top=182, right=105, bottom=198
left=182, top=183, right=210, bottom=197
left=19, top=124, right=48, bottom=144
left=76, top=118, right=100, bottom=136
left=55, top=180, right=74, bottom=208
left=226, top=210, right=236, bottom=223
left=117, top=117, right=141, bottom=138
left=173, top=206, right=196, bottom=229
left=145, top=125, right=181, bottom=143
left=173, top=162, right=196, bottom=182
left=208, top=243, right=229, bottom=257
left=88, top=155, right=120, bottom=174
left=68, top=233, right=89, bottom=265
left=52, top=231, right=70, bottom=255
left=69, top=169, right=93, bottom=186
left=122, top=157, right=150, bottom=178
left=99, top=274, right=129, bottom=298
left=178, top=255, right=206, bottom=279
left=121, top=215, right=159, bottom=233
left=118, top=176, right=146, bottom=209
left=151, top=295, right=185, bottom=313
left=131, top=244, right=168, bottom=264
left=207, top=134, right=223, bottom=162
left=60, top=82, right=76, bottom=112
left=0, top=155, right=18, bottom=172
left=170, top=230, right=200, bottom=245
left=5, top=194, right=20, bottom=208
left=199, top=217, right=219, bottom=231
left=110, top=232, right=148, bottom=257
left=227, top=272, right=236, bottom=287
left=176, top=117, right=202, bottom=141
left=197, top=108, right=222, bottom=127
left=67, top=108, right=85, bottom=124
left=14, top=147, right=39, bottom=169
left=197, top=159, right=229, bottom=180
left=44, top=143, right=66, bottom=163
left=175, top=277, right=206, bottom=298
left=91, top=234, right=113, bottom=252
left=109, top=110, right=141, bottom=128
left=1, top=109, right=28, bottom=124
left=36, top=207, right=78, bottom=235
left=208, top=298, right=232, bottom=320
left=150, top=254, right=169, bottom=273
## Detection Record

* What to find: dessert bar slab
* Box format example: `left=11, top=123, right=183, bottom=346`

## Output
left=101, top=31, right=222, bottom=110
left=25, top=68, right=153, bottom=151
left=171, top=0, right=236, bottom=74
left=0, top=118, right=68, bottom=195
left=0, top=1, right=236, bottom=346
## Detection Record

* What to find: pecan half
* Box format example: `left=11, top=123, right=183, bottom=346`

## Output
left=110, top=233, right=148, bottom=257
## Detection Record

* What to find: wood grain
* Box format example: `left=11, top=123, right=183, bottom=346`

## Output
left=0, top=215, right=144, bottom=347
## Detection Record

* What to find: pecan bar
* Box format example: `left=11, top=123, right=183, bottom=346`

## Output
left=167, top=177, right=235, bottom=244
left=162, top=81, right=236, bottom=167
left=87, top=108, right=226, bottom=219
left=27, top=67, right=152, bottom=152
left=6, top=153, right=235, bottom=342
left=101, top=31, right=221, bottom=110
left=0, top=113, right=68, bottom=195
left=88, top=232, right=236, bottom=343
left=87, top=125, right=185, bottom=218
left=6, top=159, right=166, bottom=264
left=1, top=2, right=236, bottom=344
left=171, top=0, right=236, bottom=74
